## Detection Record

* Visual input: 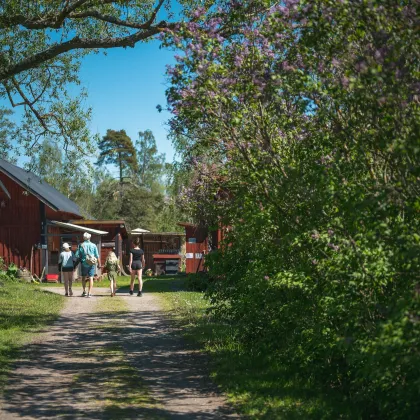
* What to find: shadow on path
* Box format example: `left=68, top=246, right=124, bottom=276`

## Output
left=0, top=292, right=237, bottom=420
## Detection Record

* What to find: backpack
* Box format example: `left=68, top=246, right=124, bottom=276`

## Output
left=80, top=244, right=97, bottom=266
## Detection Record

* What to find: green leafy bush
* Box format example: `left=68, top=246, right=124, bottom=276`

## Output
left=6, top=263, right=18, bottom=279
left=185, top=273, right=210, bottom=292
left=165, top=0, right=420, bottom=417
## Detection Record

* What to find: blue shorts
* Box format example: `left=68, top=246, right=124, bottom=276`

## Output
left=81, top=265, right=95, bottom=277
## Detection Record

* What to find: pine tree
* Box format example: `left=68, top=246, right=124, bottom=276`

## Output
left=97, top=129, right=138, bottom=184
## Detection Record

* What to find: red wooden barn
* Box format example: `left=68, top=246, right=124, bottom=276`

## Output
left=0, top=158, right=108, bottom=277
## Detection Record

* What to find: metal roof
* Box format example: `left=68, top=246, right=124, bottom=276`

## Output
left=0, top=158, right=82, bottom=217
left=131, top=227, right=151, bottom=234
left=71, top=219, right=126, bottom=226
left=50, top=221, right=108, bottom=235
left=142, top=232, right=185, bottom=236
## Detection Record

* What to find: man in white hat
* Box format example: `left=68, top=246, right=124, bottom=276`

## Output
left=58, top=242, right=74, bottom=296
left=76, top=232, right=100, bottom=298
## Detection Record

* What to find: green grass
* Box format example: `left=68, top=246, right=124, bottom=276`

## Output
left=38, top=274, right=178, bottom=290
left=0, top=280, right=64, bottom=393
left=146, top=276, right=354, bottom=419
left=39, top=274, right=133, bottom=289
left=94, top=295, right=129, bottom=313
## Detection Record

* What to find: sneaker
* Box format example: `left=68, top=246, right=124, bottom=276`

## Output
left=129, top=290, right=134, bottom=296
left=137, top=291, right=143, bottom=297
left=87, top=294, right=92, bottom=298
left=81, top=291, right=86, bottom=297
left=110, top=292, right=114, bottom=297
left=69, top=290, right=73, bottom=297
left=65, top=293, right=69, bottom=297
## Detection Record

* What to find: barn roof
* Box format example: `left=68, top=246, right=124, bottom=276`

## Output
left=50, top=221, right=108, bottom=235
left=0, top=158, right=82, bottom=217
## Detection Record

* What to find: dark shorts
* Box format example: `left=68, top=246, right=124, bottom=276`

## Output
left=131, top=262, right=142, bottom=270
left=81, top=265, right=95, bottom=277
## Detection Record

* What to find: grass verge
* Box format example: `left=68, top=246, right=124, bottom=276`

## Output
left=38, top=274, right=173, bottom=290
left=0, top=281, right=64, bottom=393
left=146, top=276, right=354, bottom=419
left=38, top=274, right=133, bottom=289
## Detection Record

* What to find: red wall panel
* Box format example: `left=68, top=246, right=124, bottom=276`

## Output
left=0, top=173, right=42, bottom=274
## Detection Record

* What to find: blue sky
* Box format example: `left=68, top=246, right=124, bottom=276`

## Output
left=5, top=38, right=178, bottom=169
left=80, top=40, right=177, bottom=164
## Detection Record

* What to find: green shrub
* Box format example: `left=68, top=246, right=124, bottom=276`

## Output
left=6, top=263, right=18, bottom=278
left=185, top=273, right=210, bottom=292
left=166, top=0, right=420, bottom=417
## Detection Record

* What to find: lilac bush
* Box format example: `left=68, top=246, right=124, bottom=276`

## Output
left=164, top=1, right=420, bottom=417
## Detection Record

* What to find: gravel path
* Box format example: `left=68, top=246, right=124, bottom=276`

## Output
left=0, top=287, right=238, bottom=420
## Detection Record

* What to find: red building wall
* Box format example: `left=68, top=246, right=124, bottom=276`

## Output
left=0, top=173, right=41, bottom=274
left=184, top=225, right=208, bottom=274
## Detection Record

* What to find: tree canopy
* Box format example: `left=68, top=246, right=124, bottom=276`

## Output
left=0, top=108, right=15, bottom=161
left=163, top=0, right=420, bottom=417
left=0, top=0, right=240, bottom=166
left=136, top=129, right=165, bottom=188
left=97, top=129, right=138, bottom=183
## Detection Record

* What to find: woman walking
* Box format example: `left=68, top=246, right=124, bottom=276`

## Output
left=129, top=237, right=145, bottom=296
left=58, top=242, right=74, bottom=297
left=105, top=249, right=121, bottom=297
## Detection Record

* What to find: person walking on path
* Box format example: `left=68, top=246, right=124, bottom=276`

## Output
left=129, top=237, right=145, bottom=297
left=76, top=232, right=100, bottom=298
left=58, top=242, right=74, bottom=297
left=105, top=249, right=121, bottom=297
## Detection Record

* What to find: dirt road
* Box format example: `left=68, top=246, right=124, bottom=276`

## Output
left=0, top=287, right=238, bottom=420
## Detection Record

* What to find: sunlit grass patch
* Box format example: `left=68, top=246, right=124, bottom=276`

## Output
left=39, top=275, right=133, bottom=289
left=0, top=282, right=64, bottom=393
left=143, top=276, right=186, bottom=293
left=94, top=295, right=129, bottom=313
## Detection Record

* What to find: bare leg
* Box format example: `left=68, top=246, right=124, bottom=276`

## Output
left=108, top=275, right=114, bottom=295
left=113, top=279, right=117, bottom=295
left=69, top=273, right=73, bottom=296
left=130, top=272, right=135, bottom=292
left=138, top=270, right=143, bottom=292
left=82, top=277, right=87, bottom=293
left=88, top=276, right=94, bottom=295
left=63, top=272, right=69, bottom=295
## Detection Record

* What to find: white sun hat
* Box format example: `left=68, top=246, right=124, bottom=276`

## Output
left=62, top=242, right=70, bottom=249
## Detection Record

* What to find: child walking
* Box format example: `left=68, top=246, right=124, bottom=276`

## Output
left=58, top=242, right=75, bottom=296
left=105, top=250, right=121, bottom=297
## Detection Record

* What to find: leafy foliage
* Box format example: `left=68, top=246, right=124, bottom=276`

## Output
left=0, top=0, right=223, bottom=165
left=164, top=0, right=420, bottom=417
left=136, top=129, right=165, bottom=188
left=28, top=138, right=96, bottom=216
left=0, top=108, right=15, bottom=161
